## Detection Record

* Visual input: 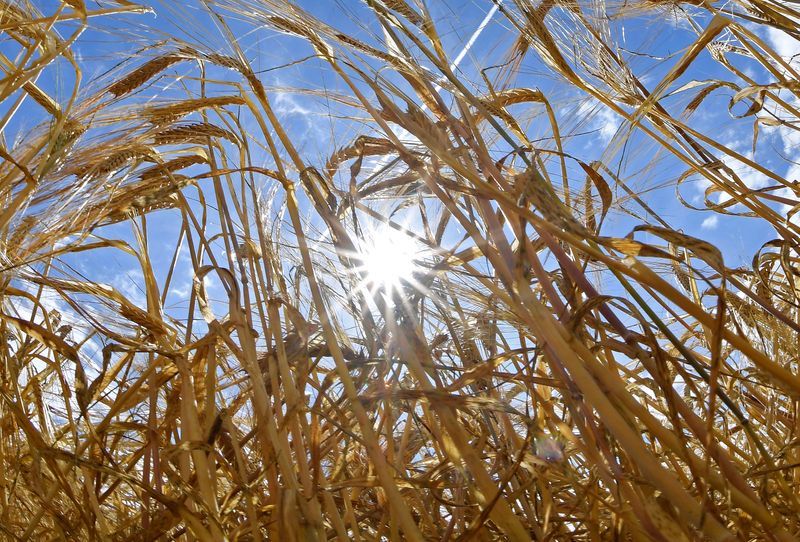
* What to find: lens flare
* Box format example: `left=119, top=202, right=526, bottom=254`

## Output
left=359, top=227, right=420, bottom=294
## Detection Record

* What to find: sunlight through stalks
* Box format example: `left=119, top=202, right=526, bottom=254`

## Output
left=0, top=0, right=799, bottom=540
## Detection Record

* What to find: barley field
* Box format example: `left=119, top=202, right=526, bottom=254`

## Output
left=1, top=0, right=799, bottom=540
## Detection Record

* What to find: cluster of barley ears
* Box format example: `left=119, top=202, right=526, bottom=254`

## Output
left=1, top=0, right=799, bottom=540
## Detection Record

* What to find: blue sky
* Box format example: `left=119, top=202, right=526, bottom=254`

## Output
left=4, top=1, right=800, bottom=406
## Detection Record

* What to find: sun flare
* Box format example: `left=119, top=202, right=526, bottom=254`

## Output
left=359, top=227, right=421, bottom=293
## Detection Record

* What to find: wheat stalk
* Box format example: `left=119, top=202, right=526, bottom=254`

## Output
left=1, top=0, right=799, bottom=540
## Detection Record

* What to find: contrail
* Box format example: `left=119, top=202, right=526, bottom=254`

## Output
left=449, top=3, right=500, bottom=74
left=373, top=2, right=501, bottom=170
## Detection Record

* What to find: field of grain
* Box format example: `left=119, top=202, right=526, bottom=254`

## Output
left=1, top=0, right=799, bottom=540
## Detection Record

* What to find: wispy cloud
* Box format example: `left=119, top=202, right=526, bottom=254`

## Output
left=577, top=98, right=620, bottom=144
left=273, top=90, right=312, bottom=116
left=110, top=267, right=147, bottom=308
left=701, top=215, right=719, bottom=230
left=765, top=27, right=800, bottom=66
left=774, top=162, right=800, bottom=224
left=762, top=28, right=800, bottom=155
left=707, top=140, right=769, bottom=208
left=760, top=27, right=800, bottom=225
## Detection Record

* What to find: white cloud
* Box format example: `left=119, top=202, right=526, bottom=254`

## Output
left=712, top=140, right=769, bottom=208
left=577, top=99, right=620, bottom=144
left=765, top=27, right=800, bottom=66
left=110, top=268, right=147, bottom=308
left=762, top=27, right=800, bottom=225
left=762, top=27, right=800, bottom=154
left=597, top=106, right=620, bottom=143
left=691, top=173, right=713, bottom=200
left=274, top=91, right=312, bottom=116
left=724, top=154, right=768, bottom=189
left=271, top=83, right=326, bottom=143
left=168, top=282, right=191, bottom=298
left=700, top=215, right=719, bottom=230
left=774, top=162, right=800, bottom=224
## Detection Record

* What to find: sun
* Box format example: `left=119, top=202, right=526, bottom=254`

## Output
left=358, top=227, right=421, bottom=294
